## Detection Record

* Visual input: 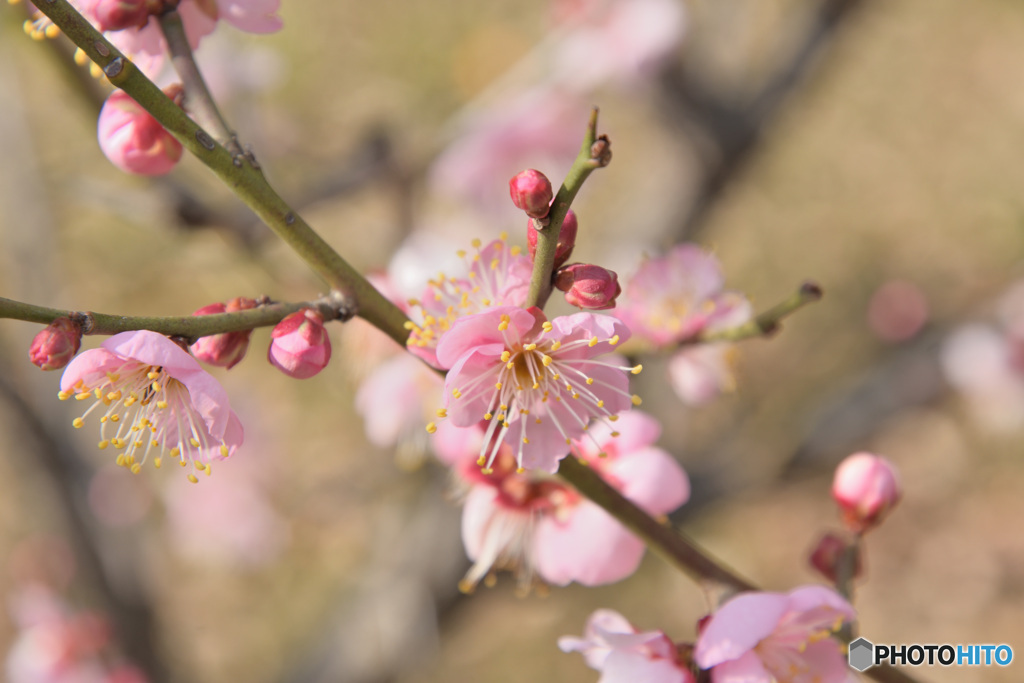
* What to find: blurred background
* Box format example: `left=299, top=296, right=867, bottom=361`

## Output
left=1, top=0, right=1023, bottom=680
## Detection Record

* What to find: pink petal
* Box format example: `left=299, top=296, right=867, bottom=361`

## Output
left=460, top=485, right=501, bottom=561
left=435, top=306, right=535, bottom=369
left=61, top=347, right=126, bottom=393
left=695, top=592, right=789, bottom=668
left=796, top=639, right=857, bottom=683
left=219, top=0, right=282, bottom=33
left=443, top=345, right=506, bottom=426
left=603, top=651, right=692, bottom=683
left=606, top=446, right=689, bottom=516
left=534, top=501, right=645, bottom=586
left=584, top=409, right=661, bottom=459
left=708, top=649, right=774, bottom=683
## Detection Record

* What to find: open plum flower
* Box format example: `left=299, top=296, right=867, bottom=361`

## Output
left=695, top=586, right=857, bottom=683
left=436, top=411, right=688, bottom=590
left=559, top=608, right=694, bottom=683
left=431, top=305, right=641, bottom=473
left=59, top=330, right=243, bottom=482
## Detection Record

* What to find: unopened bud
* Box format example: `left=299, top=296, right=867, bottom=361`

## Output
left=832, top=452, right=902, bottom=534
left=97, top=89, right=183, bottom=176
left=808, top=532, right=862, bottom=583
left=555, top=264, right=621, bottom=310
left=527, top=210, right=578, bottom=269
left=29, top=317, right=82, bottom=371
left=80, top=0, right=150, bottom=31
left=509, top=169, right=554, bottom=219
left=189, top=297, right=257, bottom=369
left=268, top=309, right=332, bottom=379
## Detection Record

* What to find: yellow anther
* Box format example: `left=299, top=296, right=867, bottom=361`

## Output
left=501, top=351, right=511, bottom=362
left=524, top=343, right=537, bottom=351
left=220, top=444, right=229, bottom=457
left=134, top=440, right=143, bottom=448
left=76, top=392, right=92, bottom=401
left=452, top=388, right=463, bottom=399
left=98, top=440, right=109, bottom=449
left=541, top=355, right=553, bottom=367
left=506, top=361, right=515, bottom=370
left=471, top=238, right=482, bottom=248
left=58, top=390, right=71, bottom=401
left=609, top=335, right=620, bottom=346
left=100, top=416, right=108, bottom=423
left=598, top=451, right=608, bottom=458
left=597, top=400, right=605, bottom=408
left=110, top=414, right=120, bottom=422
left=205, top=464, right=212, bottom=476
left=426, top=422, right=438, bottom=434
left=403, top=321, right=415, bottom=330
left=510, top=246, right=522, bottom=256
left=124, top=396, right=136, bottom=407
left=499, top=231, right=508, bottom=241
left=73, top=48, right=87, bottom=65
left=495, top=382, right=502, bottom=389
left=151, top=440, right=159, bottom=448
left=179, top=459, right=187, bottom=467
left=44, top=23, right=58, bottom=38
left=116, top=455, right=126, bottom=467
left=542, top=321, right=553, bottom=333
left=498, top=320, right=510, bottom=332
left=586, top=378, right=594, bottom=385
left=151, top=382, right=161, bottom=393
left=632, top=364, right=643, bottom=374
left=522, top=437, right=529, bottom=444
left=481, top=467, right=493, bottom=475
left=195, top=462, right=206, bottom=472
left=106, top=390, right=122, bottom=401
left=187, top=474, right=199, bottom=484
left=456, top=249, right=466, bottom=258
left=609, top=415, right=619, bottom=422
left=157, top=401, right=168, bottom=409
left=611, top=431, right=620, bottom=438
left=154, top=457, right=162, bottom=469
left=572, top=393, right=580, bottom=399
left=484, top=412, right=493, bottom=420
left=535, top=417, right=542, bottom=424
left=532, top=382, right=539, bottom=389
left=477, top=456, right=486, bottom=466
left=631, top=395, right=643, bottom=406
left=130, top=463, right=141, bottom=474
left=147, top=371, right=160, bottom=380
left=588, top=336, right=599, bottom=347
left=516, top=466, right=525, bottom=474
left=436, top=408, right=448, bottom=418
left=189, top=437, right=200, bottom=448
left=170, top=447, right=181, bottom=457
left=490, top=258, right=500, bottom=270
left=72, top=417, right=84, bottom=429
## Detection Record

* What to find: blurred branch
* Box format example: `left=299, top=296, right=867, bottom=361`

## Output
left=696, top=281, right=823, bottom=344
left=661, top=0, right=866, bottom=241
left=0, top=363, right=168, bottom=683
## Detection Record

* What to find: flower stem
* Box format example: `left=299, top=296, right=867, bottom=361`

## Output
left=525, top=107, right=610, bottom=310
left=158, top=9, right=241, bottom=155
left=0, top=294, right=345, bottom=341
left=30, top=0, right=411, bottom=347
left=696, top=281, right=823, bottom=344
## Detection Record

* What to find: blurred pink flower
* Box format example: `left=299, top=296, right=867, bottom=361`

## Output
left=695, top=586, right=856, bottom=683
left=448, top=411, right=688, bottom=590
left=433, top=306, right=640, bottom=472
left=618, top=244, right=751, bottom=348
left=559, top=608, right=694, bottom=683
left=866, top=280, right=929, bottom=343
left=941, top=324, right=1024, bottom=431
left=667, top=343, right=739, bottom=406
left=59, top=330, right=243, bottom=482
left=97, top=90, right=183, bottom=176
left=406, top=237, right=533, bottom=369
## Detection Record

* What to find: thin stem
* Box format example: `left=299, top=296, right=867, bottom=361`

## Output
left=695, top=281, right=823, bottom=344
left=30, top=0, right=410, bottom=347
left=158, top=9, right=241, bottom=155
left=525, top=107, right=610, bottom=309
left=0, top=295, right=345, bottom=341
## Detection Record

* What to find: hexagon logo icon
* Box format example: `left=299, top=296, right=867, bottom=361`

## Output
left=849, top=637, right=875, bottom=672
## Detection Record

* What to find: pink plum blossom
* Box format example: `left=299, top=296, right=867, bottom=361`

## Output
left=405, top=236, right=533, bottom=369
left=618, top=244, right=751, bottom=348
left=97, top=90, right=183, bottom=176
left=559, top=609, right=694, bottom=683
left=59, top=330, right=243, bottom=482
left=432, top=305, right=641, bottom=473
left=667, top=343, right=739, bottom=406
left=695, top=586, right=857, bottom=683
left=441, top=411, right=688, bottom=590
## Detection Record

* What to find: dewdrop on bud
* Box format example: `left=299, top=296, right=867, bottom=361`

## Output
left=268, top=309, right=332, bottom=379
left=527, top=210, right=578, bottom=269
left=29, top=317, right=82, bottom=371
left=80, top=0, right=150, bottom=31
left=509, top=169, right=554, bottom=219
left=190, top=297, right=257, bottom=369
left=97, top=89, right=183, bottom=176
left=832, top=452, right=902, bottom=534
left=555, top=264, right=621, bottom=310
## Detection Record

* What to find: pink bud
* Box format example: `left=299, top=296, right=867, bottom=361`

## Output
left=189, top=297, right=257, bottom=369
left=97, top=90, right=183, bottom=176
left=527, top=209, right=578, bottom=269
left=555, top=264, right=621, bottom=310
left=268, top=309, right=332, bottom=379
left=509, top=169, right=554, bottom=218
left=808, top=532, right=862, bottom=583
left=80, top=0, right=150, bottom=31
left=832, top=452, right=902, bottom=533
left=29, top=317, right=82, bottom=371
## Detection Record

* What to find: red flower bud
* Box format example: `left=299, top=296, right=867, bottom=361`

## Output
left=509, top=169, right=554, bottom=219
left=527, top=209, right=578, bottom=270
left=81, top=0, right=150, bottom=31
left=831, top=452, right=902, bottom=534
left=29, top=317, right=82, bottom=371
left=268, top=309, right=331, bottom=379
left=97, top=89, right=183, bottom=176
left=555, top=263, right=621, bottom=310
left=189, top=297, right=257, bottom=369
left=808, top=532, right=862, bottom=583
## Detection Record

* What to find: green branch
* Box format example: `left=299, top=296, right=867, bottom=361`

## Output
left=0, top=295, right=345, bottom=342
left=524, top=107, right=610, bottom=310
left=695, top=281, right=823, bottom=344
left=30, top=0, right=410, bottom=347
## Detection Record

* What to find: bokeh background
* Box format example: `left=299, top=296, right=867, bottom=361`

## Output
left=1, top=0, right=1023, bottom=681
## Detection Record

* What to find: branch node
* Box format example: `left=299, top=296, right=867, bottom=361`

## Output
left=102, top=56, right=124, bottom=78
